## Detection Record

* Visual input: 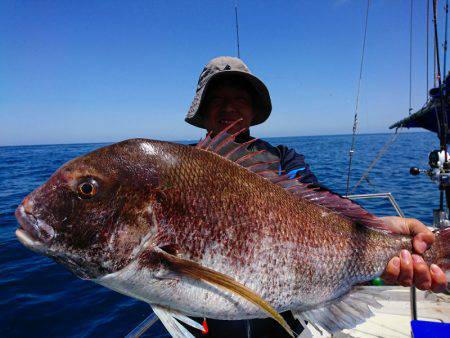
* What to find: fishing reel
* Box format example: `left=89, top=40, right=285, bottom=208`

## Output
left=410, top=150, right=450, bottom=228
left=410, top=150, right=450, bottom=186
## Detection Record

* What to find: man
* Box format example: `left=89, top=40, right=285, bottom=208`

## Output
left=184, top=56, right=447, bottom=337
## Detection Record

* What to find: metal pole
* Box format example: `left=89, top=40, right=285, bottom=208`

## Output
left=347, top=193, right=404, bottom=217
left=444, top=0, right=449, bottom=76
left=433, top=0, right=449, bottom=155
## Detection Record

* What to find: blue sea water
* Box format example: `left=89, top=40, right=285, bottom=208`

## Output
left=0, top=132, right=442, bottom=337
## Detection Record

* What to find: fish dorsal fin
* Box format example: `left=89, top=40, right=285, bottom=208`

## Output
left=292, top=286, right=384, bottom=334
left=286, top=182, right=391, bottom=231
left=195, top=122, right=261, bottom=163
left=156, top=248, right=295, bottom=337
left=196, top=121, right=390, bottom=232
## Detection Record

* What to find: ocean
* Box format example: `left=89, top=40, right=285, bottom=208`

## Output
left=0, top=132, right=442, bottom=337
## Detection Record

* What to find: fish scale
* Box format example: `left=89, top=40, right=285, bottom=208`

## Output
left=145, top=142, right=396, bottom=305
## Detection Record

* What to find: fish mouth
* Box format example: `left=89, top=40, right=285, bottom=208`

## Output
left=15, top=205, right=55, bottom=250
left=15, top=228, right=50, bottom=255
left=15, top=205, right=41, bottom=240
left=15, top=228, right=94, bottom=279
left=15, top=204, right=102, bottom=280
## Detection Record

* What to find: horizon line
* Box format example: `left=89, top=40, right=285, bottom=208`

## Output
left=0, top=130, right=432, bottom=148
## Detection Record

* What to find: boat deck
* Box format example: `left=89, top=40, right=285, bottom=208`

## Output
left=300, top=286, right=450, bottom=337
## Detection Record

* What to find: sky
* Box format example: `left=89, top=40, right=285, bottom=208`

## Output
left=0, top=0, right=444, bottom=146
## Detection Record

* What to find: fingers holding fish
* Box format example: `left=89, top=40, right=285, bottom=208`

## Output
left=406, top=218, right=435, bottom=254
left=380, top=216, right=447, bottom=291
left=381, top=257, right=400, bottom=284
left=430, top=264, right=447, bottom=293
left=412, top=254, right=431, bottom=291
left=383, top=250, right=447, bottom=291
left=400, top=218, right=447, bottom=291
left=398, top=249, right=414, bottom=287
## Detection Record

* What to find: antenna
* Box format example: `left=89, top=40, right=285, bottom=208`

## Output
left=234, top=0, right=241, bottom=58
left=409, top=0, right=413, bottom=114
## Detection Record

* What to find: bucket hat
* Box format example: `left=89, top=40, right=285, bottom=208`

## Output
left=185, top=56, right=272, bottom=129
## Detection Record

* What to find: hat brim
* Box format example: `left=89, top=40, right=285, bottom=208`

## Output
left=185, top=71, right=272, bottom=129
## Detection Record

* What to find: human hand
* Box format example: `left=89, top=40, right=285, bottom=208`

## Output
left=380, top=216, right=447, bottom=292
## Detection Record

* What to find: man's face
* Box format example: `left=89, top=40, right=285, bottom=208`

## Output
left=202, top=82, right=255, bottom=135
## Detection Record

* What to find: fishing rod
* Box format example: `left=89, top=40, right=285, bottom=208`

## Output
left=235, top=0, right=241, bottom=58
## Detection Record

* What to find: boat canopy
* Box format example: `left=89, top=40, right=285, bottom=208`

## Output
left=389, top=100, right=448, bottom=133
left=390, top=75, right=450, bottom=142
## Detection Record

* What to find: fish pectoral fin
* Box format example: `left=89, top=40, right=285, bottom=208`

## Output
left=156, top=247, right=295, bottom=337
left=151, top=304, right=203, bottom=338
left=292, top=286, right=384, bottom=335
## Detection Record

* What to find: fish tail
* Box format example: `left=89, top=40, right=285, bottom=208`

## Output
left=433, top=227, right=450, bottom=271
left=425, top=227, right=450, bottom=289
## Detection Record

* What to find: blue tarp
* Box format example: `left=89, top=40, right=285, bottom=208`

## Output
left=411, top=320, right=450, bottom=338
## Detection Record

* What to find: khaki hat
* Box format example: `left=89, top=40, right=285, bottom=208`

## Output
left=185, top=56, right=272, bottom=129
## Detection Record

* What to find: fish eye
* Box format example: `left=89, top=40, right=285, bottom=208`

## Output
left=77, top=179, right=98, bottom=199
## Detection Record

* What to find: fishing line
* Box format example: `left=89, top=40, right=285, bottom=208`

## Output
left=350, top=129, right=400, bottom=194
left=345, top=0, right=371, bottom=196
left=351, top=1, right=416, bottom=193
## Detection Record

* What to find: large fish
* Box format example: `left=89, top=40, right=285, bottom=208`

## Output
left=15, top=127, right=450, bottom=337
